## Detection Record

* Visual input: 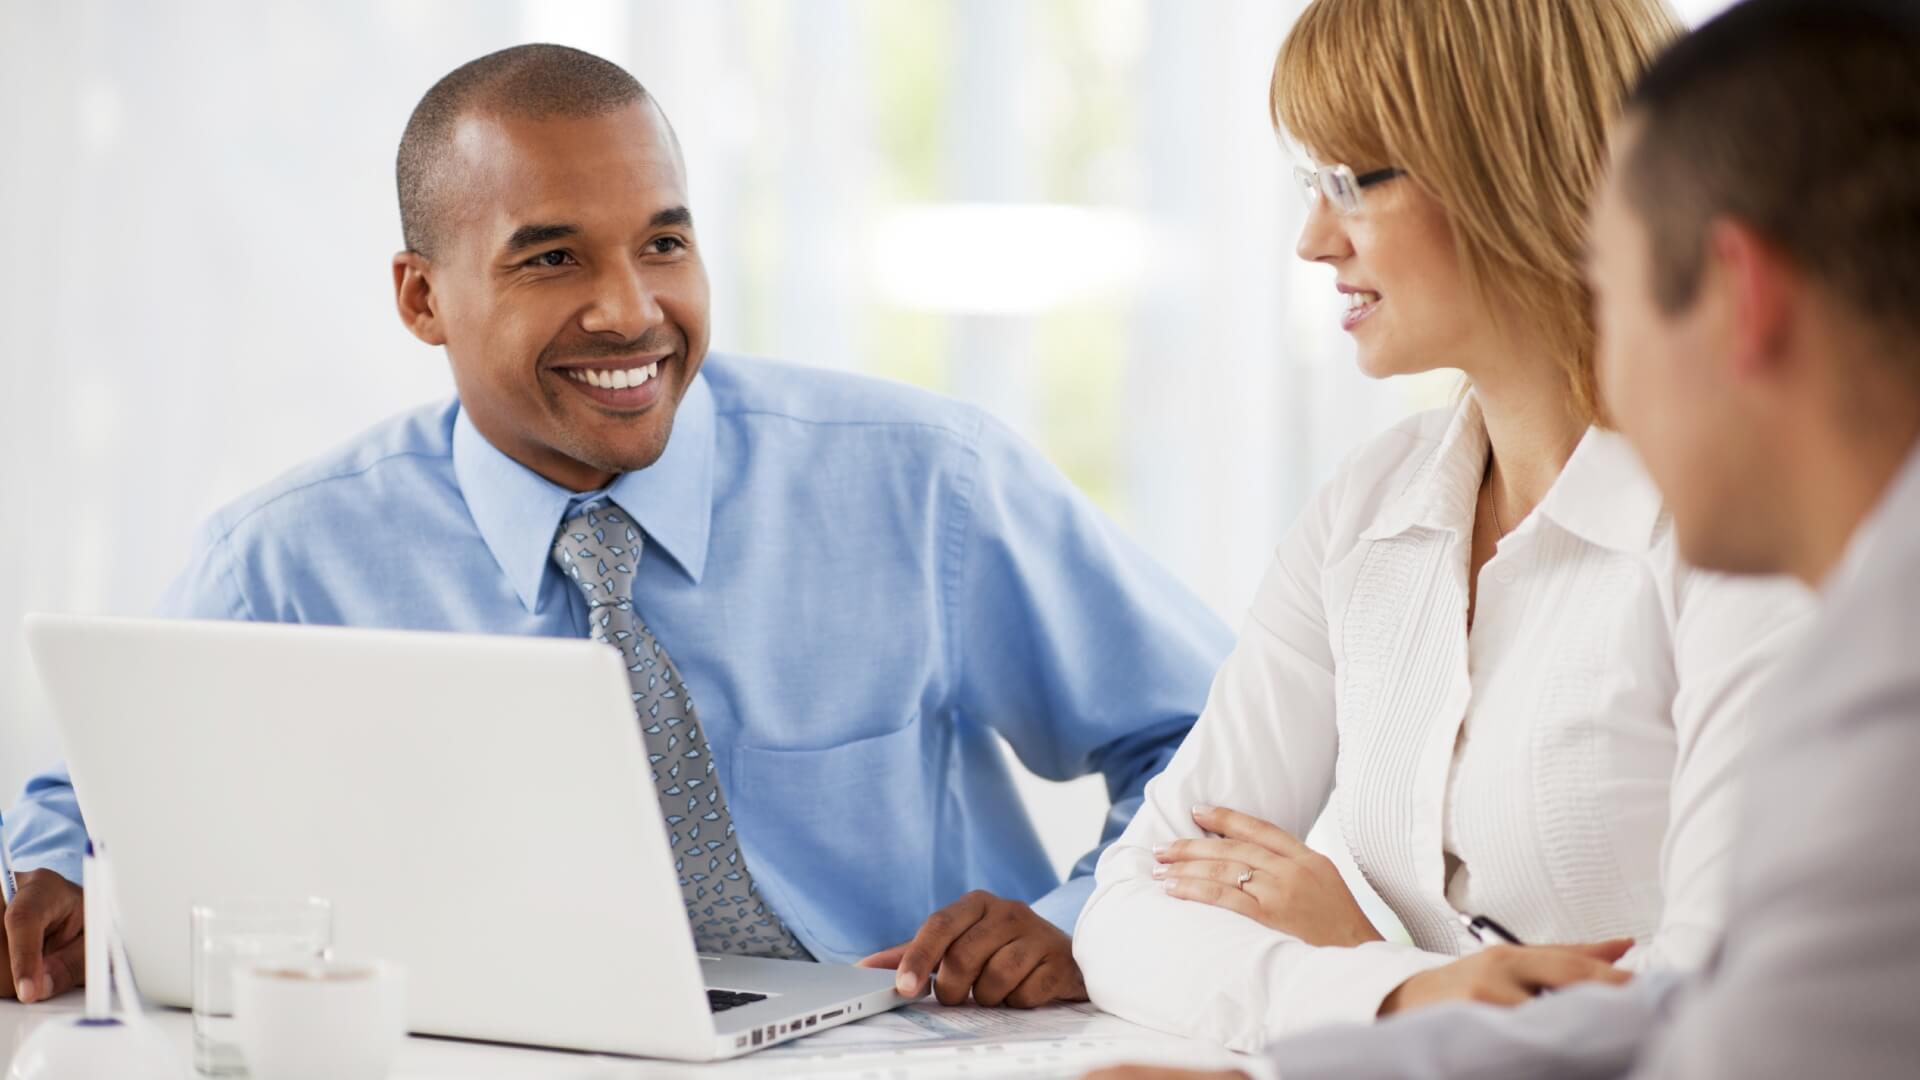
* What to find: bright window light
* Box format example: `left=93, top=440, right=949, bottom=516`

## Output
left=867, top=203, right=1148, bottom=315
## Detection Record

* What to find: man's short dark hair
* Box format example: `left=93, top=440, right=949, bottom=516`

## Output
left=1621, top=0, right=1920, bottom=351
left=397, top=44, right=650, bottom=257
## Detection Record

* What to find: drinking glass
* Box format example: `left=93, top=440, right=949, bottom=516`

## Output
left=190, top=898, right=333, bottom=1076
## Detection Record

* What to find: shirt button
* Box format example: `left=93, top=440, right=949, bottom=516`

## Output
left=1493, top=565, right=1517, bottom=586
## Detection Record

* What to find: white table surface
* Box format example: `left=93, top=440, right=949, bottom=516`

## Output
left=0, top=994, right=1246, bottom=1079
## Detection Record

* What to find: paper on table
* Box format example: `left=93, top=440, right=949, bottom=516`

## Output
left=683, top=1042, right=1231, bottom=1079
left=614, top=1002, right=1246, bottom=1079
left=765, top=1001, right=1150, bottom=1053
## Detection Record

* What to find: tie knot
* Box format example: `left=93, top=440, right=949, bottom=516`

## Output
left=550, top=500, right=643, bottom=604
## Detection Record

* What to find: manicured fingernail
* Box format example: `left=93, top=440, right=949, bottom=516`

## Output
left=14, top=980, right=29, bottom=1002
left=1192, top=804, right=1215, bottom=816
left=39, top=975, right=51, bottom=1000
left=1152, top=844, right=1170, bottom=858
left=895, top=971, right=916, bottom=996
left=1150, top=865, right=1168, bottom=879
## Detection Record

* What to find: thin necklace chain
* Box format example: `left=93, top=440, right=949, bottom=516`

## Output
left=1486, top=460, right=1506, bottom=537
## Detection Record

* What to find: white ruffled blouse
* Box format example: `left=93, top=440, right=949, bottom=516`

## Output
left=1075, top=396, right=1811, bottom=1051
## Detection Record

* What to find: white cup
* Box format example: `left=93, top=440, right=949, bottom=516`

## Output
left=232, top=958, right=407, bottom=1080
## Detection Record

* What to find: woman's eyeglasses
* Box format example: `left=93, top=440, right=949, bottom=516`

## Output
left=1292, top=163, right=1405, bottom=216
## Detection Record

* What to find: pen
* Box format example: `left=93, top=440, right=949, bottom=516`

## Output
left=1458, top=911, right=1527, bottom=949
left=84, top=841, right=109, bottom=1019
left=0, top=812, right=16, bottom=905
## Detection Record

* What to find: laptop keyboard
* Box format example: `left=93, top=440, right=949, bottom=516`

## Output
left=707, top=989, right=770, bottom=1013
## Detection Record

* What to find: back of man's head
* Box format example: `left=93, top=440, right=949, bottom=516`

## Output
left=396, top=44, right=653, bottom=258
left=1621, top=0, right=1920, bottom=372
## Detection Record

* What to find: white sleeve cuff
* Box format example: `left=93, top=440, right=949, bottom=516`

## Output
left=1236, top=1056, right=1285, bottom=1080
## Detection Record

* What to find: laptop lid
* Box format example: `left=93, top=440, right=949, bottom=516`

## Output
left=24, top=614, right=723, bottom=1060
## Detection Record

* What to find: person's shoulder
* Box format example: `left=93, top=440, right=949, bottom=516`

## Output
left=701, top=353, right=988, bottom=448
left=1306, top=403, right=1457, bottom=533
left=1749, top=514, right=1920, bottom=797
left=199, top=399, right=460, bottom=547
left=1343, top=405, right=1455, bottom=483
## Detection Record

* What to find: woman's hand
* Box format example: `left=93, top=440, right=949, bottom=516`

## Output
left=1378, top=939, right=1635, bottom=1016
left=1153, top=804, right=1384, bottom=948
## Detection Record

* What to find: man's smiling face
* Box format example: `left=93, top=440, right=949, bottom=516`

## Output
left=407, top=99, right=710, bottom=492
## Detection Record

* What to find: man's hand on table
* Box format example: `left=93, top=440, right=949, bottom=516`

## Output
left=0, top=869, right=86, bottom=1002
left=858, top=890, right=1088, bottom=1008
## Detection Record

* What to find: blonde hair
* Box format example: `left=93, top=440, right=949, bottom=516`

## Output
left=1272, top=0, right=1684, bottom=425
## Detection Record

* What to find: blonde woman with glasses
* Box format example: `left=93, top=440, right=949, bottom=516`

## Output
left=1072, top=0, right=1810, bottom=1051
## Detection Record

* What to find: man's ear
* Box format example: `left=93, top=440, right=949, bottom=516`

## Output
left=393, top=251, right=448, bottom=346
left=1704, top=218, right=1795, bottom=385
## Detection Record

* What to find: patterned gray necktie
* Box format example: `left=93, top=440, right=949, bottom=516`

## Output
left=551, top=500, right=810, bottom=960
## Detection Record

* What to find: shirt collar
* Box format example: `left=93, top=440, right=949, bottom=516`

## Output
left=1359, top=394, right=1490, bottom=541
left=453, top=372, right=717, bottom=613
left=1359, top=393, right=1664, bottom=553
left=1534, top=426, right=1666, bottom=553
left=1822, top=437, right=1920, bottom=598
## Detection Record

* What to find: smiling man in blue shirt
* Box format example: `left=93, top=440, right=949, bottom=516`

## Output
left=0, top=45, right=1229, bottom=1007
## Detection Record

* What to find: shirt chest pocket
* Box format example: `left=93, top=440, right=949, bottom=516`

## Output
left=726, top=715, right=935, bottom=956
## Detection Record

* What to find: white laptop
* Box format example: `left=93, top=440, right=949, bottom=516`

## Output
left=23, top=614, right=907, bottom=1061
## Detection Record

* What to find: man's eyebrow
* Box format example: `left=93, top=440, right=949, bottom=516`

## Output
left=502, top=223, right=579, bottom=255
left=650, top=206, right=693, bottom=229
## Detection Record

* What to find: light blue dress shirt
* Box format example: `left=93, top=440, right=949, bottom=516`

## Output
left=9, top=355, right=1230, bottom=961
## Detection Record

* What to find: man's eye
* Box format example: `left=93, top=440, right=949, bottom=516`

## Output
left=650, top=236, right=687, bottom=254
left=526, top=250, right=574, bottom=268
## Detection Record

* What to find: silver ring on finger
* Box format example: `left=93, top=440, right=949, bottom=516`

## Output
left=1235, top=867, right=1254, bottom=891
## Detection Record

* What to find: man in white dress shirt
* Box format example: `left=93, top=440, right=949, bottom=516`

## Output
left=1091, top=0, right=1920, bottom=1077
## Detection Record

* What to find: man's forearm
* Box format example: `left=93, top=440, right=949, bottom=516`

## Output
left=1259, top=975, right=1683, bottom=1080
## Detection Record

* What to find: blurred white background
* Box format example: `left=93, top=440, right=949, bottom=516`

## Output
left=0, top=0, right=1734, bottom=923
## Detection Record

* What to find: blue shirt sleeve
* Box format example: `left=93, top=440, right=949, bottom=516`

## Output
left=4, top=767, right=87, bottom=888
left=951, top=414, right=1233, bottom=931
left=7, top=523, right=252, bottom=885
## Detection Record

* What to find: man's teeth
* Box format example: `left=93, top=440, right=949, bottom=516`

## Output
left=565, top=361, right=661, bottom=390
left=1346, top=291, right=1382, bottom=311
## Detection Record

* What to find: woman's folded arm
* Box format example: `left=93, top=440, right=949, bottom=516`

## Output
left=1075, top=486, right=1451, bottom=1049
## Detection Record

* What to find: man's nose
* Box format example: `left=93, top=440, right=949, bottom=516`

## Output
left=580, top=261, right=666, bottom=339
